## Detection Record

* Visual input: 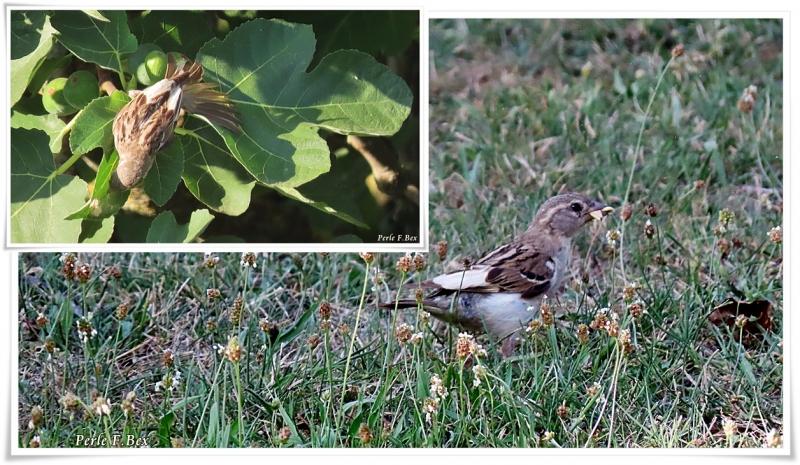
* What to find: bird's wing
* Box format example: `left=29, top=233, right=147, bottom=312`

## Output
left=477, top=240, right=556, bottom=298
left=114, top=84, right=178, bottom=156
left=425, top=239, right=557, bottom=299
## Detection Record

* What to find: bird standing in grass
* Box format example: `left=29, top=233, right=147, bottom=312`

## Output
left=384, top=193, right=613, bottom=356
left=111, top=55, right=241, bottom=191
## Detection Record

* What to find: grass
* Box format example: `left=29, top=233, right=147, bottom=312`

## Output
left=17, top=18, right=783, bottom=449
left=427, top=18, right=783, bottom=447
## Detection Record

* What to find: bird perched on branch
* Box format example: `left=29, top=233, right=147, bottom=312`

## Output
left=111, top=55, right=241, bottom=191
left=383, top=193, right=614, bottom=356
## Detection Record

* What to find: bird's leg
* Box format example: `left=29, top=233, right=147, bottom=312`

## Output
left=501, top=334, right=519, bottom=358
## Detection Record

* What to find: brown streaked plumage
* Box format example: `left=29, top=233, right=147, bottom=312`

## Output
left=110, top=55, right=241, bottom=191
left=382, top=193, right=614, bottom=356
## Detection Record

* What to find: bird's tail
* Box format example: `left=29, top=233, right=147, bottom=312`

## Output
left=181, top=82, right=242, bottom=133
left=165, top=55, right=201, bottom=85
left=167, top=55, right=242, bottom=133
left=378, top=299, right=419, bottom=310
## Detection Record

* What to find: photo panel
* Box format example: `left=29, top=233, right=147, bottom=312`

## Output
left=11, top=11, right=786, bottom=453
left=16, top=250, right=456, bottom=450
left=429, top=16, right=783, bottom=448
left=10, top=9, right=424, bottom=248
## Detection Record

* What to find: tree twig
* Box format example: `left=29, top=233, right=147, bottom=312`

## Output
left=347, top=135, right=419, bottom=205
left=96, top=65, right=118, bottom=96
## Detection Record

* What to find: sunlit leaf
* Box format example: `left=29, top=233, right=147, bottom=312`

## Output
left=10, top=111, right=66, bottom=153
left=65, top=150, right=127, bottom=220
left=10, top=14, right=56, bottom=105
left=69, top=91, right=130, bottom=155
left=82, top=10, right=110, bottom=22
left=180, top=118, right=255, bottom=216
left=10, top=128, right=88, bottom=243
left=197, top=18, right=413, bottom=190
left=79, top=216, right=115, bottom=243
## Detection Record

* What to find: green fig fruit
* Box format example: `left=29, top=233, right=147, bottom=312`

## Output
left=145, top=50, right=169, bottom=83
left=63, top=70, right=99, bottom=108
left=42, top=77, right=78, bottom=116
left=129, top=43, right=163, bottom=86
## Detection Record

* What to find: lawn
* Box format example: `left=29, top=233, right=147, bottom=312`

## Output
left=427, top=18, right=783, bottom=447
left=16, top=18, right=783, bottom=449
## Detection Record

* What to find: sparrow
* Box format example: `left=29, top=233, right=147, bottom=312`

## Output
left=110, top=55, right=241, bottom=191
left=384, top=193, right=613, bottom=356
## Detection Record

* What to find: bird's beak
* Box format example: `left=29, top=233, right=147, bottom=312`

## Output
left=588, top=203, right=614, bottom=220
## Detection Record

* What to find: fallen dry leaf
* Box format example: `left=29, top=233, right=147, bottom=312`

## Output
left=708, top=298, right=773, bottom=341
left=442, top=172, right=467, bottom=209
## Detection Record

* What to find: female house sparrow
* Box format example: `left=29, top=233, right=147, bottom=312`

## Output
left=386, top=193, right=613, bottom=356
left=110, top=56, right=241, bottom=191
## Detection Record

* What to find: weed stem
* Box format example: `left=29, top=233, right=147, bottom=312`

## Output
left=338, top=259, right=371, bottom=443
left=620, top=54, right=677, bottom=281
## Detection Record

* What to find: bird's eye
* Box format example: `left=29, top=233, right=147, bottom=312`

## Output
left=570, top=202, right=583, bottom=212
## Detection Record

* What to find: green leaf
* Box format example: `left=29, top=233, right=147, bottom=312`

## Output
left=26, top=54, right=73, bottom=97
left=275, top=306, right=315, bottom=346
left=113, top=212, right=152, bottom=242
left=10, top=111, right=66, bottom=153
left=65, top=150, right=127, bottom=220
left=207, top=402, right=219, bottom=447
left=180, top=118, right=254, bottom=215
left=100, top=193, right=131, bottom=220
left=143, top=142, right=184, bottom=207
left=275, top=156, right=367, bottom=228
left=280, top=11, right=419, bottom=64
left=51, top=10, right=137, bottom=73
left=197, top=18, right=413, bottom=189
left=82, top=10, right=110, bottom=22
left=146, top=209, right=214, bottom=243
left=276, top=404, right=300, bottom=444
left=158, top=412, right=175, bottom=447
left=348, top=414, right=365, bottom=436
left=11, top=10, right=48, bottom=59
left=331, top=234, right=363, bottom=243
left=738, top=356, right=758, bottom=386
left=169, top=395, right=202, bottom=412
left=136, top=10, right=215, bottom=59
left=12, top=94, right=48, bottom=116
left=79, top=216, right=115, bottom=243
left=229, top=419, right=241, bottom=446
left=69, top=91, right=130, bottom=155
left=92, top=151, right=118, bottom=201
left=56, top=298, right=74, bottom=346
left=10, top=128, right=88, bottom=243
left=10, top=14, right=56, bottom=106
